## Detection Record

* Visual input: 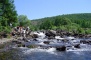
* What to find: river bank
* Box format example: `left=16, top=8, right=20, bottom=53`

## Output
left=0, top=38, right=14, bottom=44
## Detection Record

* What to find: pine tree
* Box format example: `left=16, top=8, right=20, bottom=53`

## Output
left=0, top=0, right=17, bottom=27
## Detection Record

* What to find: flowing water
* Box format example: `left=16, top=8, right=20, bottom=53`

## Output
left=0, top=32, right=91, bottom=60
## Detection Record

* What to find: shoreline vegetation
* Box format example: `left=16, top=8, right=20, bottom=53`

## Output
left=1, top=13, right=91, bottom=44
left=31, top=13, right=91, bottom=34
left=0, top=0, right=91, bottom=48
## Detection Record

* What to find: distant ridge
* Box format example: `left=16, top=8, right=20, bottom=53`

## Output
left=31, top=13, right=91, bottom=26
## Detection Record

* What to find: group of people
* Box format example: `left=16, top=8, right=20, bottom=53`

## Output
left=12, top=26, right=31, bottom=38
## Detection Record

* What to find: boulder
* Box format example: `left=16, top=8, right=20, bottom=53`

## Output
left=74, top=44, right=80, bottom=48
left=48, top=36, right=55, bottom=39
left=66, top=32, right=73, bottom=36
left=12, top=40, right=22, bottom=44
left=33, top=38, right=38, bottom=41
left=11, top=32, right=16, bottom=36
left=43, top=41, right=50, bottom=44
left=45, top=30, right=56, bottom=37
left=61, top=39, right=69, bottom=42
left=80, top=40, right=91, bottom=45
left=56, top=46, right=66, bottom=51
left=30, top=34, right=38, bottom=38
left=22, top=37, right=28, bottom=42
left=17, top=44, right=26, bottom=47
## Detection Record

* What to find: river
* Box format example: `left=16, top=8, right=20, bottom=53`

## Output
left=0, top=32, right=91, bottom=60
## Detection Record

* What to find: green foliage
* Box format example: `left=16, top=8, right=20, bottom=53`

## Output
left=39, top=19, right=53, bottom=30
left=18, top=15, right=31, bottom=27
left=27, top=25, right=38, bottom=31
left=0, top=0, right=17, bottom=34
left=65, top=23, right=80, bottom=32
left=54, top=17, right=71, bottom=26
left=0, top=26, right=11, bottom=33
left=51, top=26, right=57, bottom=30
left=4, top=26, right=11, bottom=33
left=77, top=28, right=85, bottom=34
left=31, top=13, right=91, bottom=34
left=61, top=13, right=91, bottom=28
left=85, top=29, right=91, bottom=34
left=0, top=0, right=18, bottom=26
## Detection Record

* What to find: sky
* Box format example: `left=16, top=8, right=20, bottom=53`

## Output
left=14, top=0, right=91, bottom=20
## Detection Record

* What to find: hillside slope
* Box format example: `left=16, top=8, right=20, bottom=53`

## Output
left=31, top=13, right=91, bottom=26
left=31, top=13, right=91, bottom=34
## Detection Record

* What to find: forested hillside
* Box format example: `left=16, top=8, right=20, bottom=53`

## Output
left=31, top=13, right=91, bottom=34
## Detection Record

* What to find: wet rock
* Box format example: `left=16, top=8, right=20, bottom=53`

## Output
left=43, top=41, right=50, bottom=44
left=12, top=40, right=22, bottom=44
left=56, top=30, right=68, bottom=36
left=74, top=44, right=80, bottom=48
left=45, top=30, right=56, bottom=37
left=56, top=46, right=66, bottom=51
left=61, top=39, right=69, bottom=42
left=17, top=44, right=26, bottom=47
left=80, top=40, right=91, bottom=45
left=30, top=34, right=38, bottom=38
left=79, top=34, right=85, bottom=38
left=11, top=32, right=16, bottom=36
left=85, top=34, right=91, bottom=38
left=48, top=36, right=55, bottom=39
left=22, top=38, right=28, bottom=42
left=80, top=40, right=86, bottom=44
left=66, top=32, right=73, bottom=36
left=72, top=33, right=79, bottom=38
left=73, top=33, right=85, bottom=38
left=22, top=44, right=26, bottom=47
left=33, top=38, right=38, bottom=41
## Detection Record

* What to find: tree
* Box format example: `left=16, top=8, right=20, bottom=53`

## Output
left=0, top=0, right=18, bottom=27
left=40, top=19, right=53, bottom=30
left=18, top=15, right=31, bottom=27
left=54, top=17, right=71, bottom=26
left=0, top=0, right=17, bottom=33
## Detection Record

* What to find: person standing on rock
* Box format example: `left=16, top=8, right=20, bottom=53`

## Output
left=26, top=26, right=30, bottom=31
left=22, top=28, right=26, bottom=38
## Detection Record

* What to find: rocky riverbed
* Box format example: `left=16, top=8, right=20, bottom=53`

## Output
left=0, top=31, right=91, bottom=60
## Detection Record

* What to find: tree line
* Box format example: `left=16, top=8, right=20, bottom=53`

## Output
left=32, top=13, right=91, bottom=34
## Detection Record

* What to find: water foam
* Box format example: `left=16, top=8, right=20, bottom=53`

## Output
left=55, top=36, right=64, bottom=40
left=22, top=47, right=57, bottom=55
left=66, top=36, right=75, bottom=40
